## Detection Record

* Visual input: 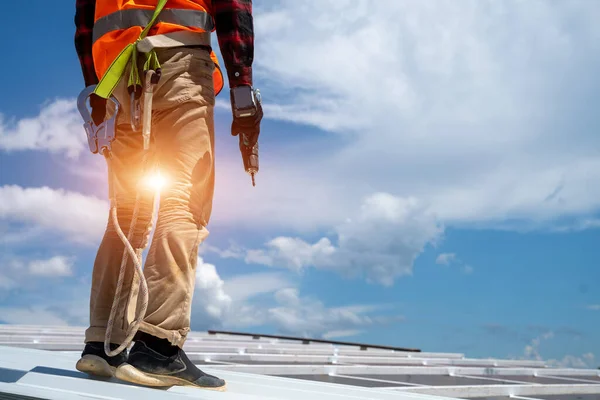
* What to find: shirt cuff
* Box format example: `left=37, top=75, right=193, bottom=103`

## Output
left=227, top=66, right=253, bottom=88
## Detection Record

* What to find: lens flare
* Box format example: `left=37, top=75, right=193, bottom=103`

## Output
left=143, top=170, right=167, bottom=192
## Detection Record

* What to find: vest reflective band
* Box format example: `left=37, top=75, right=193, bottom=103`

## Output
left=92, top=2, right=224, bottom=97
left=92, top=9, right=214, bottom=44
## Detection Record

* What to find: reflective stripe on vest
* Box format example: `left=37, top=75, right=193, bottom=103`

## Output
left=93, top=8, right=214, bottom=44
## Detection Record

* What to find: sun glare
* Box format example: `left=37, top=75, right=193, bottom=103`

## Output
left=143, top=170, right=167, bottom=192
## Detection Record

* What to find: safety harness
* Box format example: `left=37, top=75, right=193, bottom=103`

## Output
left=77, top=0, right=169, bottom=358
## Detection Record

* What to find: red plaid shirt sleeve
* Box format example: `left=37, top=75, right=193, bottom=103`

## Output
left=74, top=0, right=99, bottom=87
left=212, top=0, right=254, bottom=88
left=74, top=0, right=254, bottom=88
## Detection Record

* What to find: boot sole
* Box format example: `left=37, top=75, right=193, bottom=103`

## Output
left=115, top=363, right=227, bottom=391
left=76, top=355, right=117, bottom=377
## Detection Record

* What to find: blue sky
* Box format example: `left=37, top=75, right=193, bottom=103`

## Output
left=1, top=1, right=599, bottom=368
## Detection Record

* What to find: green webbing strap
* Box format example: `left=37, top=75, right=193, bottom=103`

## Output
left=94, top=0, right=169, bottom=99
left=144, top=51, right=161, bottom=73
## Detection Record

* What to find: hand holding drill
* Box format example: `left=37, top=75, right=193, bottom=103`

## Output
left=230, top=86, right=263, bottom=186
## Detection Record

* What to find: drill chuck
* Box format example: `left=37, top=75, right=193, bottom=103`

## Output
left=240, top=134, right=259, bottom=186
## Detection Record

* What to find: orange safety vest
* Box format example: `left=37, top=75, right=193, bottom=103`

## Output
left=92, top=0, right=224, bottom=96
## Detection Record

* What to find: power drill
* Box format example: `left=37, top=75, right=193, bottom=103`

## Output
left=231, top=86, right=261, bottom=186
left=240, top=134, right=259, bottom=186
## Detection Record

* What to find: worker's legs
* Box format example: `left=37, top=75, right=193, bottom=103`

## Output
left=81, top=48, right=220, bottom=388
left=84, top=104, right=156, bottom=345
left=84, top=48, right=215, bottom=347
left=133, top=47, right=216, bottom=348
left=112, top=47, right=224, bottom=389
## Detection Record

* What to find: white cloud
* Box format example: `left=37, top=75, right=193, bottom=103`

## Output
left=523, top=331, right=555, bottom=361
left=547, top=353, right=596, bottom=369
left=550, top=218, right=600, bottom=233
left=322, top=330, right=363, bottom=340
left=0, top=255, right=78, bottom=294
left=205, top=0, right=600, bottom=233
left=273, top=287, right=300, bottom=307
left=192, top=257, right=233, bottom=328
left=0, top=255, right=399, bottom=337
left=0, top=275, right=16, bottom=290
left=190, top=258, right=402, bottom=336
left=519, top=331, right=595, bottom=368
left=28, top=256, right=74, bottom=277
left=435, top=252, right=474, bottom=274
left=201, top=242, right=246, bottom=260
left=3, top=1, right=600, bottom=237
left=0, top=306, right=71, bottom=326
left=255, top=0, right=598, bottom=133
left=192, top=257, right=298, bottom=330
left=0, top=280, right=90, bottom=326
left=587, top=304, right=600, bottom=311
left=223, top=272, right=293, bottom=302
left=265, top=288, right=400, bottom=337
left=0, top=274, right=100, bottom=326
left=244, top=193, right=442, bottom=286
left=0, top=259, right=24, bottom=293
left=0, top=99, right=85, bottom=159
left=436, top=253, right=456, bottom=265
left=192, top=258, right=297, bottom=329
left=0, top=185, right=107, bottom=246
left=0, top=224, right=46, bottom=246
left=462, top=265, right=474, bottom=275
left=245, top=237, right=336, bottom=272
left=506, top=329, right=595, bottom=369
left=0, top=255, right=401, bottom=338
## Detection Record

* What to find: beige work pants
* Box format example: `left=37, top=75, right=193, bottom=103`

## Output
left=84, top=47, right=216, bottom=348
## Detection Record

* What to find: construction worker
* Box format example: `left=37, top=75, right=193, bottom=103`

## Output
left=73, top=0, right=262, bottom=391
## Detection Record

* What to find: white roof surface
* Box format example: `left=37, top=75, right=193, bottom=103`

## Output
left=0, top=325, right=599, bottom=400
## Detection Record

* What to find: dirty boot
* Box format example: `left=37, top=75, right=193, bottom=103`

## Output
left=76, top=341, right=128, bottom=377
left=114, top=332, right=226, bottom=391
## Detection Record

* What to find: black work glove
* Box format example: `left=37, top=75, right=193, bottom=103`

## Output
left=231, top=99, right=263, bottom=147
left=89, top=93, right=107, bottom=126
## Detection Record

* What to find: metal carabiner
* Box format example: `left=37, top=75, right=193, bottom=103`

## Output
left=129, top=86, right=142, bottom=132
left=141, top=69, right=161, bottom=152
left=77, top=85, right=120, bottom=155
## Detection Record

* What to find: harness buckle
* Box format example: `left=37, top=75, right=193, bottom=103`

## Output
left=77, top=85, right=120, bottom=156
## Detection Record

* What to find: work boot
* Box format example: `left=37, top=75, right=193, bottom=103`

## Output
left=114, top=331, right=226, bottom=391
left=76, top=341, right=128, bottom=377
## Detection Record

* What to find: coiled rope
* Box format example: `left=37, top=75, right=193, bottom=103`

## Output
left=103, top=70, right=158, bottom=357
